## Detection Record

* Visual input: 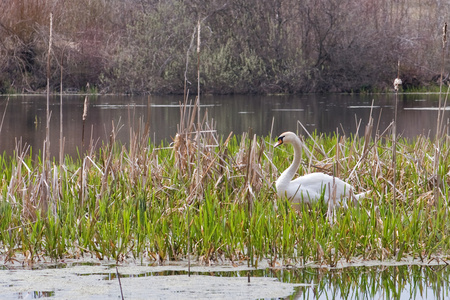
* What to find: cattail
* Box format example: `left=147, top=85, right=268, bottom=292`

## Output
left=394, top=61, right=402, bottom=92
left=82, top=95, right=88, bottom=121
left=393, top=78, right=402, bottom=92
left=197, top=19, right=201, bottom=54
left=443, top=22, right=447, bottom=48
left=82, top=95, right=89, bottom=147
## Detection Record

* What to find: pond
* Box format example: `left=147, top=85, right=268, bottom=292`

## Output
left=0, top=93, right=448, bottom=158
left=1, top=260, right=449, bottom=299
left=1, top=93, right=450, bottom=299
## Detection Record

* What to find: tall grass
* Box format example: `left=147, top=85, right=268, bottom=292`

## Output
left=1, top=108, right=450, bottom=266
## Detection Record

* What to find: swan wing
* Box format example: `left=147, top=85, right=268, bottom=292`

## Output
left=287, top=173, right=355, bottom=202
left=278, top=183, right=323, bottom=203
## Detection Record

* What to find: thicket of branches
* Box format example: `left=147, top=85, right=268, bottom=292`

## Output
left=0, top=0, right=448, bottom=94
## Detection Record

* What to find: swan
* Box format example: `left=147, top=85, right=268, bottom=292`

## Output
left=274, top=131, right=365, bottom=207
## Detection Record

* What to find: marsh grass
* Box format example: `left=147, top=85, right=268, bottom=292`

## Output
left=1, top=110, right=450, bottom=266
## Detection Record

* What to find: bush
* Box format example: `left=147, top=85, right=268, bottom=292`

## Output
left=0, top=0, right=448, bottom=94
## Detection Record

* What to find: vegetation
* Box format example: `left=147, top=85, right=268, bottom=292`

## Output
left=0, top=0, right=448, bottom=94
left=1, top=101, right=450, bottom=266
left=0, top=0, right=449, bottom=267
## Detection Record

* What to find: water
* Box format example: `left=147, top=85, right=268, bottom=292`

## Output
left=0, top=93, right=448, bottom=158
left=1, top=93, right=450, bottom=299
left=101, top=264, right=450, bottom=300
left=1, top=262, right=450, bottom=299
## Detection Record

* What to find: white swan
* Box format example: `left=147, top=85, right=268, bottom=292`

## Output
left=274, top=131, right=365, bottom=206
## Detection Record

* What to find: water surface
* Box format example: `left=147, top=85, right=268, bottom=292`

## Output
left=0, top=93, right=448, bottom=158
left=1, top=93, right=450, bottom=298
left=1, top=261, right=449, bottom=299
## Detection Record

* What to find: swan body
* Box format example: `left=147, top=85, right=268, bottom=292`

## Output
left=274, top=131, right=365, bottom=206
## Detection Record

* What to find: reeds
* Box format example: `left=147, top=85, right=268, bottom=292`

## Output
left=1, top=110, right=450, bottom=266
left=434, top=22, right=449, bottom=206
left=2, top=18, right=450, bottom=270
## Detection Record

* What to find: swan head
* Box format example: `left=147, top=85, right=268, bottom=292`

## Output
left=274, top=131, right=299, bottom=148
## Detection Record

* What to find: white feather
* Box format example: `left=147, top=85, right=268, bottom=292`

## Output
left=274, top=131, right=366, bottom=206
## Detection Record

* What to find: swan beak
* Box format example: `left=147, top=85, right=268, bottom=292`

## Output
left=274, top=136, right=284, bottom=148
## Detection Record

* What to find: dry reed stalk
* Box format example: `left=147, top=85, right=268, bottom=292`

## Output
left=50, top=164, right=60, bottom=215
left=197, top=19, right=201, bottom=103
left=235, top=132, right=248, bottom=171
left=183, top=24, right=197, bottom=103
left=40, top=11, right=53, bottom=213
left=334, top=131, right=340, bottom=179
left=263, top=146, right=278, bottom=185
left=346, top=102, right=376, bottom=189
left=264, top=118, right=277, bottom=183
left=213, top=131, right=234, bottom=188
left=6, top=143, right=31, bottom=205
left=244, top=133, right=255, bottom=206
left=327, top=178, right=338, bottom=225
left=363, top=102, right=375, bottom=154
left=116, top=267, right=124, bottom=300
left=393, top=70, right=398, bottom=252
left=125, top=119, right=151, bottom=188
left=174, top=101, right=197, bottom=179
left=0, top=97, right=9, bottom=136
left=57, top=47, right=65, bottom=217
left=144, top=96, right=151, bottom=138
left=433, top=23, right=448, bottom=204
left=99, top=122, right=119, bottom=200
left=348, top=116, right=361, bottom=161
left=180, top=31, right=196, bottom=272
left=79, top=157, right=88, bottom=206
left=297, top=121, right=326, bottom=166
left=23, top=175, right=39, bottom=221
left=77, top=129, right=99, bottom=207
left=82, top=95, right=89, bottom=147
left=295, top=124, right=344, bottom=179
left=127, top=103, right=141, bottom=159
left=245, top=131, right=254, bottom=267
left=45, top=12, right=52, bottom=162
left=173, top=98, right=223, bottom=205
left=59, top=47, right=65, bottom=165
left=229, top=131, right=265, bottom=207
left=78, top=95, right=89, bottom=206
left=192, top=19, right=202, bottom=209
left=250, top=135, right=265, bottom=191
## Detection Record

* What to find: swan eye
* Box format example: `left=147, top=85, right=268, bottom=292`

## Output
left=274, top=135, right=285, bottom=147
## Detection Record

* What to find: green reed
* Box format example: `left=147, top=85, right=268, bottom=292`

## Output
left=0, top=132, right=450, bottom=266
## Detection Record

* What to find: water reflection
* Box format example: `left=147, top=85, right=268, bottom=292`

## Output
left=92, top=264, right=450, bottom=299
left=0, top=94, right=448, bottom=158
left=287, top=264, right=450, bottom=299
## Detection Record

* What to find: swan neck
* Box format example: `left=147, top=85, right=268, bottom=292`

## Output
left=278, top=137, right=303, bottom=184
